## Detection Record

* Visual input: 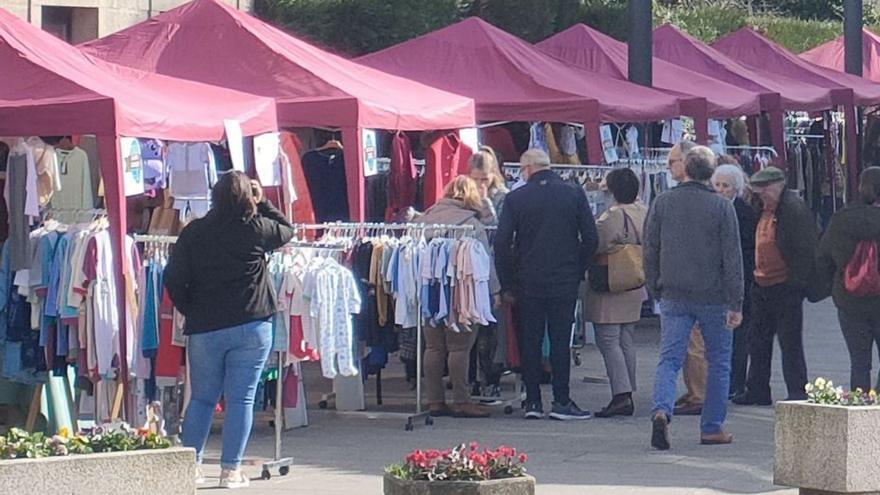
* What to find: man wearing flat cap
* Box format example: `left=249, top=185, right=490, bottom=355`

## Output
left=733, top=166, right=820, bottom=406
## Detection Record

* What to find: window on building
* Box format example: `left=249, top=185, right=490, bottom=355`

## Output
left=41, top=6, right=98, bottom=44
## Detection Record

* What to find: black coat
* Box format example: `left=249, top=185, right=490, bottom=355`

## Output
left=164, top=200, right=296, bottom=334
left=494, top=170, right=598, bottom=299
left=734, top=197, right=757, bottom=286
left=756, top=190, right=822, bottom=301
left=817, top=203, right=880, bottom=314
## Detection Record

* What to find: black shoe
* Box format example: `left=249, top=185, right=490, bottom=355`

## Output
left=731, top=391, right=772, bottom=406
left=594, top=397, right=635, bottom=418
left=523, top=401, right=544, bottom=420
left=549, top=400, right=592, bottom=421
left=471, top=383, right=482, bottom=397
left=651, top=414, right=670, bottom=450
left=673, top=403, right=703, bottom=416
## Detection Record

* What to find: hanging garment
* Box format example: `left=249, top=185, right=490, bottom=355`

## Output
left=28, top=138, right=60, bottom=207
left=423, top=133, right=472, bottom=208
left=139, top=139, right=166, bottom=195
left=167, top=142, right=216, bottom=220
left=302, top=257, right=361, bottom=379
left=52, top=147, right=95, bottom=211
left=529, top=123, right=549, bottom=153
left=281, top=132, right=315, bottom=225
left=386, top=132, right=417, bottom=220
left=480, top=127, right=519, bottom=164
left=301, top=148, right=350, bottom=222
left=5, top=147, right=34, bottom=271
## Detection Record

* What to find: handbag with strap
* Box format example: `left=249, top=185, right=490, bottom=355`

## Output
left=589, top=209, right=645, bottom=293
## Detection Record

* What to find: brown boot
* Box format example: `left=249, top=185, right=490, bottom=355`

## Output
left=451, top=403, right=491, bottom=418
left=429, top=403, right=452, bottom=417
left=701, top=431, right=733, bottom=445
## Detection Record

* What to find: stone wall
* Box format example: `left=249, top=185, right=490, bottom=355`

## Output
left=0, top=447, right=196, bottom=495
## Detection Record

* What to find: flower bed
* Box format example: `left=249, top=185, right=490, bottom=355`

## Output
left=0, top=423, right=171, bottom=459
left=384, top=443, right=535, bottom=495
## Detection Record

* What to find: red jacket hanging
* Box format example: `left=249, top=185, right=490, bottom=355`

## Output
left=424, top=132, right=473, bottom=208
left=280, top=132, right=316, bottom=225
left=386, top=131, right=417, bottom=220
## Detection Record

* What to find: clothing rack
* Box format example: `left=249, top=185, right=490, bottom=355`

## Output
left=501, top=162, right=614, bottom=170
left=726, top=145, right=779, bottom=158
left=133, top=234, right=178, bottom=244
left=132, top=234, right=294, bottom=480
left=292, top=221, right=477, bottom=431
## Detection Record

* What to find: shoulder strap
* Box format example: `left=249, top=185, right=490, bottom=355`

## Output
left=620, top=210, right=642, bottom=245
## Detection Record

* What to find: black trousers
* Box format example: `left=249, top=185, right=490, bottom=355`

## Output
left=730, top=285, right=751, bottom=395
left=837, top=309, right=880, bottom=392
left=517, top=296, right=577, bottom=404
left=469, top=324, right=502, bottom=387
left=747, top=283, right=808, bottom=401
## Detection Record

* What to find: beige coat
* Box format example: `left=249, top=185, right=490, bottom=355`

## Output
left=585, top=202, right=649, bottom=325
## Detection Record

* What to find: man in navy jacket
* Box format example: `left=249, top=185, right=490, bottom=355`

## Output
left=495, top=149, right=598, bottom=420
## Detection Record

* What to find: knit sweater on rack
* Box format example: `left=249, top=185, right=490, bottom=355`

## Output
left=164, top=200, right=296, bottom=334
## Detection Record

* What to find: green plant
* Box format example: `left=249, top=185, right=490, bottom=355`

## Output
left=805, top=377, right=879, bottom=406
left=0, top=424, right=171, bottom=460
left=386, top=442, right=528, bottom=482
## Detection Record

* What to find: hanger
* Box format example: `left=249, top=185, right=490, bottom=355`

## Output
left=316, top=139, right=343, bottom=151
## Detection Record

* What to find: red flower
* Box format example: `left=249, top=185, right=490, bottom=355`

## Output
left=470, top=441, right=479, bottom=451
left=518, top=453, right=528, bottom=463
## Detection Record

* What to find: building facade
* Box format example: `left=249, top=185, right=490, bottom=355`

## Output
left=0, top=0, right=252, bottom=44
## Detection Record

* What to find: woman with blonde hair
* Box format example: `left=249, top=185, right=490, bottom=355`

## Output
left=467, top=146, right=509, bottom=395
left=468, top=146, right=509, bottom=225
left=415, top=176, right=499, bottom=418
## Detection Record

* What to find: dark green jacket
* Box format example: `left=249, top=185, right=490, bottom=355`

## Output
left=817, top=203, right=880, bottom=313
left=764, top=190, right=823, bottom=301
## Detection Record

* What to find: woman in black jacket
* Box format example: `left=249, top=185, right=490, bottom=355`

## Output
left=164, top=171, right=295, bottom=488
left=817, top=167, right=880, bottom=392
left=712, top=163, right=757, bottom=398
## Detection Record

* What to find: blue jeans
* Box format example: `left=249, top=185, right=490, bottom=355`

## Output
left=182, top=320, right=272, bottom=469
left=652, top=300, right=732, bottom=434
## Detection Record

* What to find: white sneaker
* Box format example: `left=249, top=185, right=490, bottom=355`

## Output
left=194, top=466, right=206, bottom=485
left=219, top=469, right=250, bottom=489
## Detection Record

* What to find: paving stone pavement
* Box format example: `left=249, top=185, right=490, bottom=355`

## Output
left=197, top=299, right=870, bottom=494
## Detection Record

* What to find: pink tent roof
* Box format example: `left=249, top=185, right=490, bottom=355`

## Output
left=0, top=7, right=277, bottom=139
left=537, top=24, right=762, bottom=118
left=356, top=17, right=682, bottom=124
left=800, top=29, right=880, bottom=83
left=80, top=0, right=475, bottom=131
left=653, top=24, right=836, bottom=112
left=714, top=28, right=880, bottom=107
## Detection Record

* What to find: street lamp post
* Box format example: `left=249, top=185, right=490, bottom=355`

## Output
left=627, top=0, right=652, bottom=87
left=845, top=0, right=864, bottom=76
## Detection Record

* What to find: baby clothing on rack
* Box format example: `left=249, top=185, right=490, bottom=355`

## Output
left=301, top=256, right=361, bottom=379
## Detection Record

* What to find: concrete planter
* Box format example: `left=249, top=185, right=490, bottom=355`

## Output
left=775, top=401, right=880, bottom=494
left=0, top=447, right=196, bottom=495
left=384, top=473, right=535, bottom=495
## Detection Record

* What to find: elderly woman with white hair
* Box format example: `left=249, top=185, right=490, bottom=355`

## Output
left=712, top=163, right=758, bottom=398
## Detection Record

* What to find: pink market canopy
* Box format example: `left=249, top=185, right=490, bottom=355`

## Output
left=81, top=0, right=477, bottom=219
left=0, top=6, right=279, bottom=400
left=80, top=0, right=475, bottom=131
left=800, top=29, right=880, bottom=83
left=714, top=27, right=880, bottom=107
left=538, top=24, right=762, bottom=119
left=357, top=17, right=682, bottom=125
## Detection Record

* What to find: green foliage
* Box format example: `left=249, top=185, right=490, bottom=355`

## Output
left=580, top=0, right=628, bottom=41
left=253, top=0, right=876, bottom=57
left=654, top=1, right=748, bottom=43
left=0, top=425, right=171, bottom=460
left=749, top=15, right=841, bottom=53
left=254, top=0, right=461, bottom=55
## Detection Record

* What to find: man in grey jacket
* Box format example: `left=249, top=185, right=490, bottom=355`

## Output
left=644, top=145, right=744, bottom=450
